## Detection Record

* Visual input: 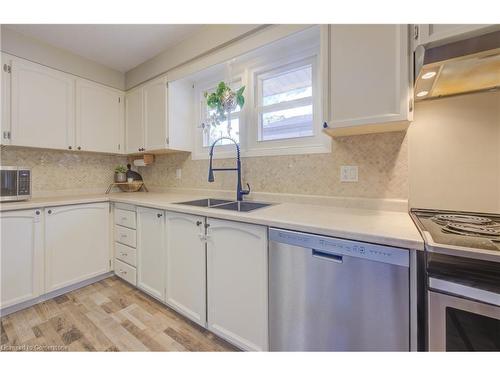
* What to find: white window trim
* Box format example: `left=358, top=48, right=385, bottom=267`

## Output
left=245, top=52, right=330, bottom=158
left=191, top=28, right=330, bottom=160
left=192, top=75, right=247, bottom=160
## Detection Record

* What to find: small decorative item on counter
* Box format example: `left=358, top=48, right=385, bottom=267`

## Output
left=114, top=165, right=127, bottom=182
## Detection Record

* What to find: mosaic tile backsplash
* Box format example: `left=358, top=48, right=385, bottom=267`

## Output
left=139, top=131, right=409, bottom=199
left=0, top=131, right=408, bottom=199
left=0, top=146, right=127, bottom=197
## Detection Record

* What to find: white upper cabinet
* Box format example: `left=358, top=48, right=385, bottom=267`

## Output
left=166, top=212, right=206, bottom=326
left=206, top=219, right=268, bottom=351
left=10, top=57, right=75, bottom=150
left=125, top=87, right=144, bottom=153
left=125, top=76, right=192, bottom=154
left=415, top=24, right=497, bottom=47
left=0, top=209, right=44, bottom=309
left=76, top=79, right=124, bottom=153
left=45, top=203, right=110, bottom=292
left=326, top=25, right=412, bottom=136
left=136, top=206, right=166, bottom=301
left=144, top=77, right=168, bottom=151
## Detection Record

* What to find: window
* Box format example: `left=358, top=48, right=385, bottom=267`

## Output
left=191, top=26, right=329, bottom=160
left=257, top=62, right=314, bottom=141
left=201, top=80, right=243, bottom=147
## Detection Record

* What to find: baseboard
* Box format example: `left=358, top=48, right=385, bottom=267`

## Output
left=0, top=272, right=114, bottom=317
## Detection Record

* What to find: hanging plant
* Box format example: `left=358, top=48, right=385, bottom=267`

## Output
left=204, top=81, right=245, bottom=125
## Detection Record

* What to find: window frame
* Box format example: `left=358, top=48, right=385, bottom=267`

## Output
left=191, top=27, right=330, bottom=160
left=245, top=51, right=330, bottom=157
left=192, top=75, right=247, bottom=160
left=255, top=57, right=315, bottom=143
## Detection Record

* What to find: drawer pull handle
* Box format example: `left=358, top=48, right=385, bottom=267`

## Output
left=120, top=270, right=127, bottom=275
left=121, top=234, right=127, bottom=238
left=121, top=252, right=127, bottom=256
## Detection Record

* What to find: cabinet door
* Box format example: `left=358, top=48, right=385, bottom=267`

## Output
left=0, top=209, right=43, bottom=309
left=11, top=58, right=75, bottom=150
left=328, top=25, right=411, bottom=136
left=136, top=207, right=166, bottom=301
left=76, top=79, right=124, bottom=153
left=1, top=56, right=11, bottom=145
left=166, top=212, right=206, bottom=326
left=45, top=203, right=110, bottom=292
left=417, top=24, right=494, bottom=46
left=144, top=77, right=168, bottom=151
left=207, top=219, right=268, bottom=351
left=125, top=87, right=144, bottom=153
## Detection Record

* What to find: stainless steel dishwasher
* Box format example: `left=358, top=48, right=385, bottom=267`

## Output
left=269, top=228, right=410, bottom=351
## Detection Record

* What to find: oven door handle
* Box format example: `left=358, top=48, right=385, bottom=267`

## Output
left=429, top=277, right=500, bottom=307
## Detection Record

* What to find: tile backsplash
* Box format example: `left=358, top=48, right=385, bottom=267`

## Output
left=0, top=131, right=408, bottom=200
left=139, top=131, right=409, bottom=199
left=0, top=146, right=127, bottom=197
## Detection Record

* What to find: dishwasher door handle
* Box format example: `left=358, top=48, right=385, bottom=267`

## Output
left=312, top=249, right=343, bottom=264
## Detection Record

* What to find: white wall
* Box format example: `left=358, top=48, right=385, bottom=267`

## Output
left=1, top=26, right=125, bottom=90
left=408, top=91, right=500, bottom=213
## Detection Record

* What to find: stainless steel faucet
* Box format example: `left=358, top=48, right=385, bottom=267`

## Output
left=208, top=137, right=250, bottom=201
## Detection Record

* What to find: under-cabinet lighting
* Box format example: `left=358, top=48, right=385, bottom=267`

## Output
left=416, top=90, right=429, bottom=97
left=422, top=71, right=437, bottom=79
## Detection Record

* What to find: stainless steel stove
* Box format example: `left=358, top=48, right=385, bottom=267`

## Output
left=411, top=209, right=500, bottom=351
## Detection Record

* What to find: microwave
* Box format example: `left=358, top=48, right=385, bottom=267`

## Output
left=0, top=166, right=31, bottom=202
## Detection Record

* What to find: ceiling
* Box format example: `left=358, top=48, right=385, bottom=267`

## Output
left=5, top=24, right=204, bottom=72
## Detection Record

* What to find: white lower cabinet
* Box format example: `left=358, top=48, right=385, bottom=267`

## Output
left=0, top=209, right=44, bottom=309
left=166, top=211, right=206, bottom=326
left=206, top=218, right=269, bottom=351
left=136, top=206, right=166, bottom=301
left=45, top=203, right=110, bottom=292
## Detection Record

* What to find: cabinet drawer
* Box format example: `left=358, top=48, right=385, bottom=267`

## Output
left=115, top=242, right=137, bottom=267
left=114, top=225, right=136, bottom=248
left=114, top=208, right=136, bottom=229
left=114, top=259, right=136, bottom=285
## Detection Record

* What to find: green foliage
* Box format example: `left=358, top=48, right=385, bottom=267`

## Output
left=114, top=165, right=127, bottom=174
left=204, top=81, right=245, bottom=121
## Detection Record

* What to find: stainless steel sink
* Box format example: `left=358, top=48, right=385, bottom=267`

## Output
left=175, top=198, right=273, bottom=212
left=212, top=201, right=273, bottom=212
left=175, top=198, right=233, bottom=208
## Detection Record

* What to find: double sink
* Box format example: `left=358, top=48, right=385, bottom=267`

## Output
left=175, top=198, right=272, bottom=212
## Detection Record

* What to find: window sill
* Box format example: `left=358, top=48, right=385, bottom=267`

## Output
left=191, top=141, right=331, bottom=160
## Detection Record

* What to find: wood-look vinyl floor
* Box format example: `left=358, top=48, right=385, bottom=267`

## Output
left=0, top=276, right=237, bottom=352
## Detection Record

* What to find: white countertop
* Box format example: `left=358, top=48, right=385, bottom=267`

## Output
left=0, top=192, right=424, bottom=251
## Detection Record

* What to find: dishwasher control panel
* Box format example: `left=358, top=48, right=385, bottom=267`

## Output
left=269, top=228, right=409, bottom=267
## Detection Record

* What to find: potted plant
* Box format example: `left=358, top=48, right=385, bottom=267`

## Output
left=204, top=81, right=245, bottom=138
left=114, top=165, right=127, bottom=183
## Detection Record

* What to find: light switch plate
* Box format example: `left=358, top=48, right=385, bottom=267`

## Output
left=176, top=168, right=182, bottom=180
left=340, top=166, right=358, bottom=182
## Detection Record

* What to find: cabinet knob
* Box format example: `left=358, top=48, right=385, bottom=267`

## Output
left=77, top=146, right=81, bottom=150
left=157, top=213, right=163, bottom=218
left=68, top=146, right=72, bottom=150
left=35, top=210, right=40, bottom=215
left=196, top=220, right=202, bottom=226
left=323, top=122, right=328, bottom=129
left=48, top=209, right=52, bottom=214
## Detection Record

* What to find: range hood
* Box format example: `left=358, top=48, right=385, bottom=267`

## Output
left=414, top=30, right=500, bottom=101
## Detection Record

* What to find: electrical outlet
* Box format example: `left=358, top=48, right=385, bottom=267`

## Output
left=176, top=168, right=182, bottom=180
left=340, top=166, right=358, bottom=182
